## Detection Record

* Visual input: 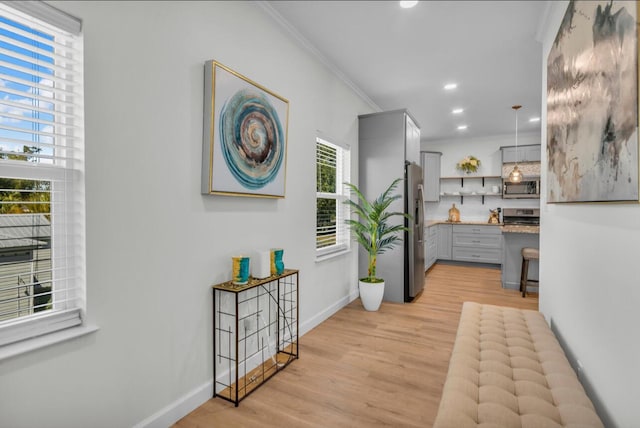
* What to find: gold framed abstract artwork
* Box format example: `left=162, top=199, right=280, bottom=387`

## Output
left=547, top=0, right=639, bottom=203
left=202, top=61, right=289, bottom=198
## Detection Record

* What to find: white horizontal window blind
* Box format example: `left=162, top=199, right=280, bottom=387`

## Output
left=316, top=137, right=350, bottom=257
left=0, top=2, right=85, bottom=347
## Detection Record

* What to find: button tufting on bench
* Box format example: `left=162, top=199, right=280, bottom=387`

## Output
left=433, top=302, right=603, bottom=428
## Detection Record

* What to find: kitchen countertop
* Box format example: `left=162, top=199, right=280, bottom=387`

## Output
left=501, top=225, right=540, bottom=234
left=426, top=220, right=540, bottom=235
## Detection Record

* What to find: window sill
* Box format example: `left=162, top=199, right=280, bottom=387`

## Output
left=0, top=324, right=99, bottom=362
left=316, top=248, right=351, bottom=262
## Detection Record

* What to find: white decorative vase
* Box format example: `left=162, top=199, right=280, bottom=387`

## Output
left=359, top=279, right=385, bottom=311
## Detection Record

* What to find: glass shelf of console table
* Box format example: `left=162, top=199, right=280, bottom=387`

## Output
left=212, top=269, right=299, bottom=406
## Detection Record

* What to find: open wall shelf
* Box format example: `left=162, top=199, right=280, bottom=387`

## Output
left=440, top=175, right=502, bottom=187
left=440, top=176, right=503, bottom=204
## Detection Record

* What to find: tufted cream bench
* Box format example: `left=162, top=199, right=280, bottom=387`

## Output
left=433, top=302, right=603, bottom=428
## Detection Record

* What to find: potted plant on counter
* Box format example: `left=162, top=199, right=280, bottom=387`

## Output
left=344, top=178, right=410, bottom=311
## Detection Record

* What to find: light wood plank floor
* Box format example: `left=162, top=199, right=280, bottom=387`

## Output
left=175, top=263, right=538, bottom=427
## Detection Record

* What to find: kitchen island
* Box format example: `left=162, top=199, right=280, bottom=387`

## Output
left=501, top=226, right=539, bottom=291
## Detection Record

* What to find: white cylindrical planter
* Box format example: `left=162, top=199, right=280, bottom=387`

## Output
left=359, top=280, right=385, bottom=311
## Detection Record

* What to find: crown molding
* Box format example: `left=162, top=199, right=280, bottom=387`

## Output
left=534, top=0, right=555, bottom=44
left=254, top=1, right=381, bottom=112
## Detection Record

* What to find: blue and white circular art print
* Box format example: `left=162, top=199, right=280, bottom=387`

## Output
left=219, top=89, right=285, bottom=190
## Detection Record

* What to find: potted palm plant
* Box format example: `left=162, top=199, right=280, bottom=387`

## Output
left=344, top=178, right=410, bottom=311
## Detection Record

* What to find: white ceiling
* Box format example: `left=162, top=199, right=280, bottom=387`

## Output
left=265, top=0, right=549, bottom=142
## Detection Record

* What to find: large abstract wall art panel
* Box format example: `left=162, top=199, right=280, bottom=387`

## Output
left=202, top=61, right=289, bottom=197
left=547, top=0, right=639, bottom=203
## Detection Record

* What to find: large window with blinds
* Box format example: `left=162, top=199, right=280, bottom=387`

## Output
left=316, top=137, right=350, bottom=258
left=0, top=3, right=84, bottom=348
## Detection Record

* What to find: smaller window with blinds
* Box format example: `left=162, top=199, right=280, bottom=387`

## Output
left=316, top=137, right=350, bottom=258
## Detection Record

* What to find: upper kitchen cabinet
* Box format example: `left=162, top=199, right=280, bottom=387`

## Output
left=501, top=144, right=541, bottom=163
left=405, top=114, right=421, bottom=165
left=421, top=151, right=441, bottom=202
left=358, top=109, right=422, bottom=190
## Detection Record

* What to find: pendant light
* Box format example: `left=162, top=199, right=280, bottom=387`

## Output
left=508, top=105, right=523, bottom=183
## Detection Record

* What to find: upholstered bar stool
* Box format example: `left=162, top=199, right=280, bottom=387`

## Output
left=520, top=247, right=539, bottom=297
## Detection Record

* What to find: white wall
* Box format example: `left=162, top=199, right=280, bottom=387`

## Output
left=0, top=2, right=373, bottom=427
left=421, top=133, right=541, bottom=221
left=539, top=2, right=640, bottom=427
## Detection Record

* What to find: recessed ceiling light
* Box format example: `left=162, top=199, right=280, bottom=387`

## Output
left=452, top=108, right=464, bottom=114
left=444, top=83, right=457, bottom=90
left=399, top=1, right=419, bottom=8
left=529, top=117, right=541, bottom=122
left=457, top=125, right=468, bottom=130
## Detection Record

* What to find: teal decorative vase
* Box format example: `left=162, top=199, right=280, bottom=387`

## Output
left=232, top=255, right=250, bottom=285
left=270, top=248, right=284, bottom=275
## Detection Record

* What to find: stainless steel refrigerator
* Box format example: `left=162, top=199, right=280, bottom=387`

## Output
left=358, top=110, right=425, bottom=303
left=405, top=162, right=425, bottom=301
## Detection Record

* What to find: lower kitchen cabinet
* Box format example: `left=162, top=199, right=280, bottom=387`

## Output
left=451, top=225, right=502, bottom=264
left=437, top=224, right=452, bottom=260
left=425, top=224, right=438, bottom=270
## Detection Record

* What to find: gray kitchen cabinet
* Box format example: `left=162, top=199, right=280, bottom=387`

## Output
left=405, top=115, right=421, bottom=165
left=437, top=224, right=452, bottom=260
left=501, top=144, right=541, bottom=163
left=501, top=146, right=517, bottom=163
left=451, top=225, right=502, bottom=264
left=501, top=231, right=539, bottom=290
left=523, top=145, right=541, bottom=162
left=425, top=224, right=438, bottom=270
left=421, top=151, right=442, bottom=202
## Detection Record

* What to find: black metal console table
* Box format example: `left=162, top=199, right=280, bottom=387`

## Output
left=212, top=269, right=299, bottom=406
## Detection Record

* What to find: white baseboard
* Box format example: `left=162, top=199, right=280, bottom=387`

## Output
left=133, top=290, right=357, bottom=428
left=299, top=289, right=358, bottom=336
left=132, top=380, right=212, bottom=428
